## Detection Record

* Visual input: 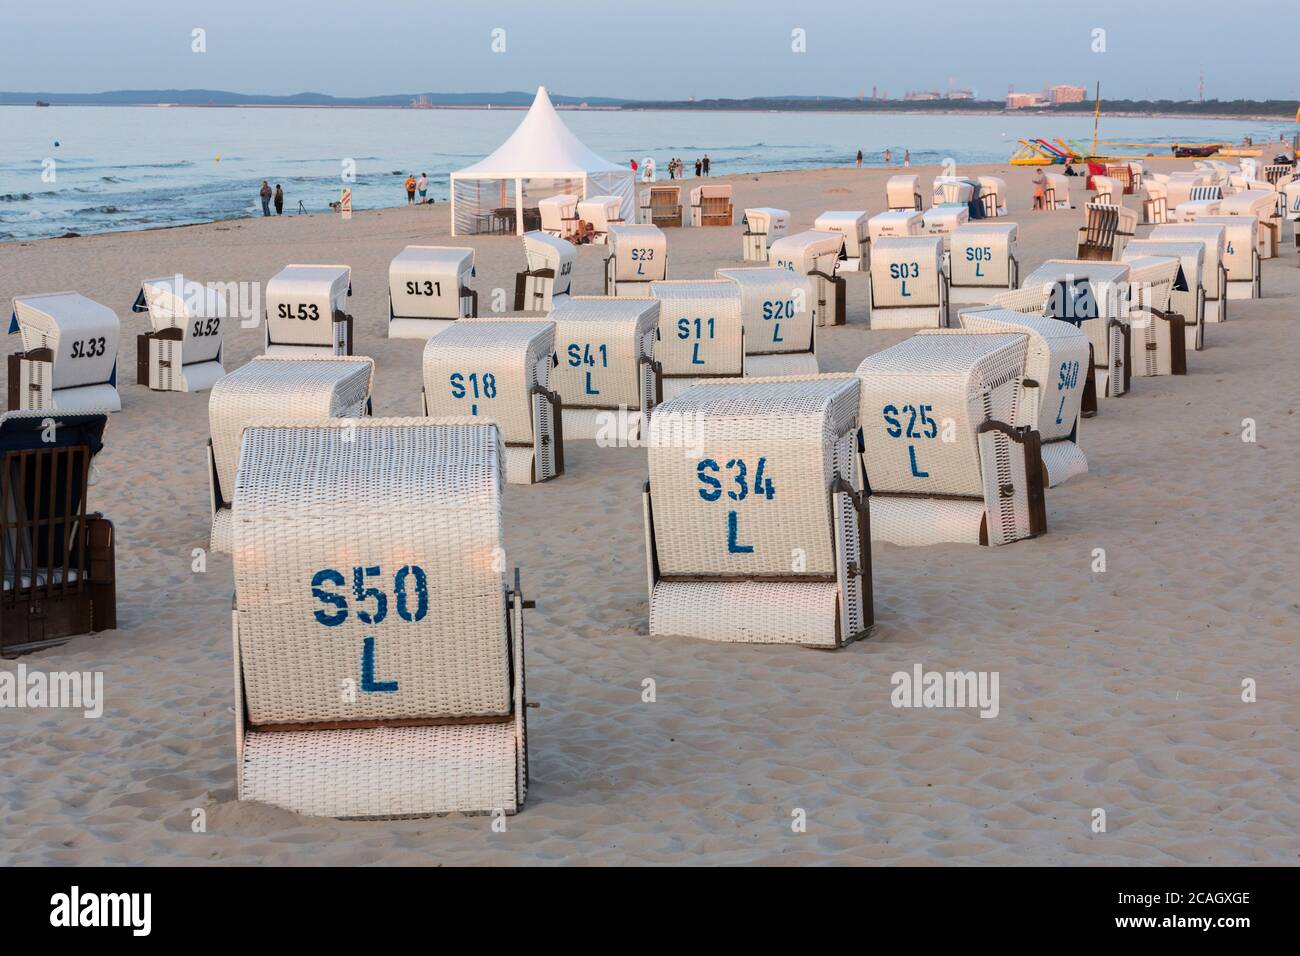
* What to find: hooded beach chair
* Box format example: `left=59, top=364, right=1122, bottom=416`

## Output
left=957, top=308, right=1090, bottom=486
left=1091, top=175, right=1119, bottom=204
left=868, top=210, right=924, bottom=241
left=768, top=230, right=848, bottom=326
left=605, top=224, right=668, bottom=297
left=538, top=193, right=580, bottom=240
left=207, top=356, right=374, bottom=553
left=1022, top=260, right=1132, bottom=399
left=514, top=232, right=575, bottom=313
left=978, top=176, right=1008, bottom=217
left=689, top=184, right=734, bottom=227
left=264, top=264, right=353, bottom=356
left=0, top=410, right=116, bottom=658
left=421, top=319, right=562, bottom=484
left=868, top=236, right=948, bottom=330
left=1104, top=164, right=1135, bottom=194
left=949, top=222, right=1019, bottom=304
left=932, top=177, right=976, bottom=209
left=1197, top=216, right=1261, bottom=300
left=1122, top=240, right=1207, bottom=351
left=642, top=374, right=871, bottom=647
left=1076, top=203, right=1120, bottom=260
left=741, top=207, right=789, bottom=262
left=813, top=210, right=870, bottom=271
left=639, top=185, right=682, bottom=227
left=8, top=293, right=121, bottom=413
left=1166, top=172, right=1212, bottom=211
left=649, top=280, right=745, bottom=401
left=887, top=174, right=923, bottom=211
left=577, top=195, right=625, bottom=242
left=131, top=276, right=226, bottom=392
left=388, top=246, right=477, bottom=340
left=1121, top=256, right=1188, bottom=377
left=1044, top=173, right=1071, bottom=210
left=922, top=204, right=969, bottom=246
left=716, top=267, right=818, bottom=376
left=1219, top=189, right=1281, bottom=259
left=856, top=332, right=1046, bottom=547
left=1149, top=224, right=1228, bottom=324
left=1174, top=198, right=1222, bottom=222
left=231, top=418, right=529, bottom=818
left=545, top=296, right=659, bottom=440
left=1142, top=178, right=1169, bottom=224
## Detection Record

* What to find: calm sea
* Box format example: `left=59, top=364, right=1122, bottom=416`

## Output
left=0, top=106, right=1291, bottom=241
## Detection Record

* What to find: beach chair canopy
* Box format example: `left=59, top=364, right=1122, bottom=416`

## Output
left=10, top=292, right=120, bottom=392
left=742, top=207, right=788, bottom=237
left=451, top=87, right=634, bottom=235
left=769, top=230, right=846, bottom=275
left=577, top=195, right=624, bottom=230
left=538, top=193, right=579, bottom=233
left=649, top=280, right=744, bottom=381
left=716, top=267, right=816, bottom=356
left=868, top=210, right=924, bottom=241
left=546, top=296, right=658, bottom=413
left=389, top=247, right=475, bottom=320
left=265, top=264, right=351, bottom=351
left=813, top=211, right=870, bottom=256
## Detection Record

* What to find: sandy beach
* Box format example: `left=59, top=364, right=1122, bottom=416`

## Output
left=1, top=160, right=1296, bottom=866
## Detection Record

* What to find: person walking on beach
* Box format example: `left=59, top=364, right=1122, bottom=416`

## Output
left=904, top=149, right=911, bottom=167
left=417, top=172, right=428, bottom=202
left=703, top=154, right=711, bottom=176
left=259, top=180, right=272, bottom=216
left=885, top=148, right=892, bottom=165
left=695, top=158, right=702, bottom=177
left=856, top=149, right=863, bottom=168
left=273, top=184, right=284, bottom=216
left=668, top=158, right=676, bottom=179
left=405, top=174, right=417, bottom=205
left=1031, top=169, right=1047, bottom=210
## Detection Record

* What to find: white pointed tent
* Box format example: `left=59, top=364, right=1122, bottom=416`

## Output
left=451, top=87, right=635, bottom=236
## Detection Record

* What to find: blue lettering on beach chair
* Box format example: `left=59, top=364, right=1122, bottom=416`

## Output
left=360, top=636, right=399, bottom=693
left=727, top=510, right=754, bottom=553
left=908, top=445, right=929, bottom=478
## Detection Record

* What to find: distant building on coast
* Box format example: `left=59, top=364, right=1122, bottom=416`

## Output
left=1048, top=85, right=1087, bottom=105
left=1006, top=92, right=1046, bottom=109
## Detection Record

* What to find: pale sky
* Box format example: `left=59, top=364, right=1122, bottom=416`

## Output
left=2, top=0, right=1295, bottom=102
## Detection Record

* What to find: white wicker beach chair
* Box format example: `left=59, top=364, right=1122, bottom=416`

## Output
left=231, top=417, right=529, bottom=818
left=207, top=355, right=374, bottom=553
left=868, top=210, right=924, bottom=241
left=922, top=204, right=969, bottom=246
left=577, top=195, right=625, bottom=242
left=768, top=230, right=848, bottom=326
left=957, top=307, right=1090, bottom=486
left=1091, top=174, right=1119, bottom=204
left=639, top=185, right=682, bottom=227
left=886, top=174, right=923, bottom=211
left=539, top=193, right=580, bottom=240
left=716, top=267, right=818, bottom=376
left=515, top=232, right=575, bottom=314
left=1174, top=199, right=1222, bottom=222
left=1165, top=172, right=1212, bottom=210
left=741, top=207, right=789, bottom=262
left=643, top=374, right=870, bottom=647
left=8, top=292, right=121, bottom=413
left=1148, top=224, right=1227, bottom=324
left=949, top=223, right=1019, bottom=304
left=1197, top=216, right=1261, bottom=300
left=856, top=332, right=1046, bottom=546
left=421, top=319, right=562, bottom=484
left=868, top=236, right=948, bottom=330
left=1120, top=256, right=1188, bottom=377
left=1021, top=260, right=1132, bottom=399
left=977, top=176, right=1008, bottom=217
left=264, top=264, right=353, bottom=355
left=1143, top=179, right=1169, bottom=225
left=388, top=246, right=477, bottom=340
left=1219, top=189, right=1281, bottom=259
left=1282, top=179, right=1300, bottom=224
left=605, top=224, right=668, bottom=297
left=1122, top=240, right=1206, bottom=352
left=131, top=276, right=226, bottom=392
left=932, top=177, right=976, bottom=207
left=689, top=184, right=734, bottom=227
left=544, top=296, right=659, bottom=440
left=1044, top=173, right=1071, bottom=210
left=649, top=280, right=745, bottom=401
left=813, top=210, right=871, bottom=271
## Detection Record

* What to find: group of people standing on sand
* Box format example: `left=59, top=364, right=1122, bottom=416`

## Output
left=855, top=148, right=910, bottom=168
left=258, top=180, right=284, bottom=216
left=663, top=155, right=710, bottom=179
left=405, top=172, right=429, bottom=205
